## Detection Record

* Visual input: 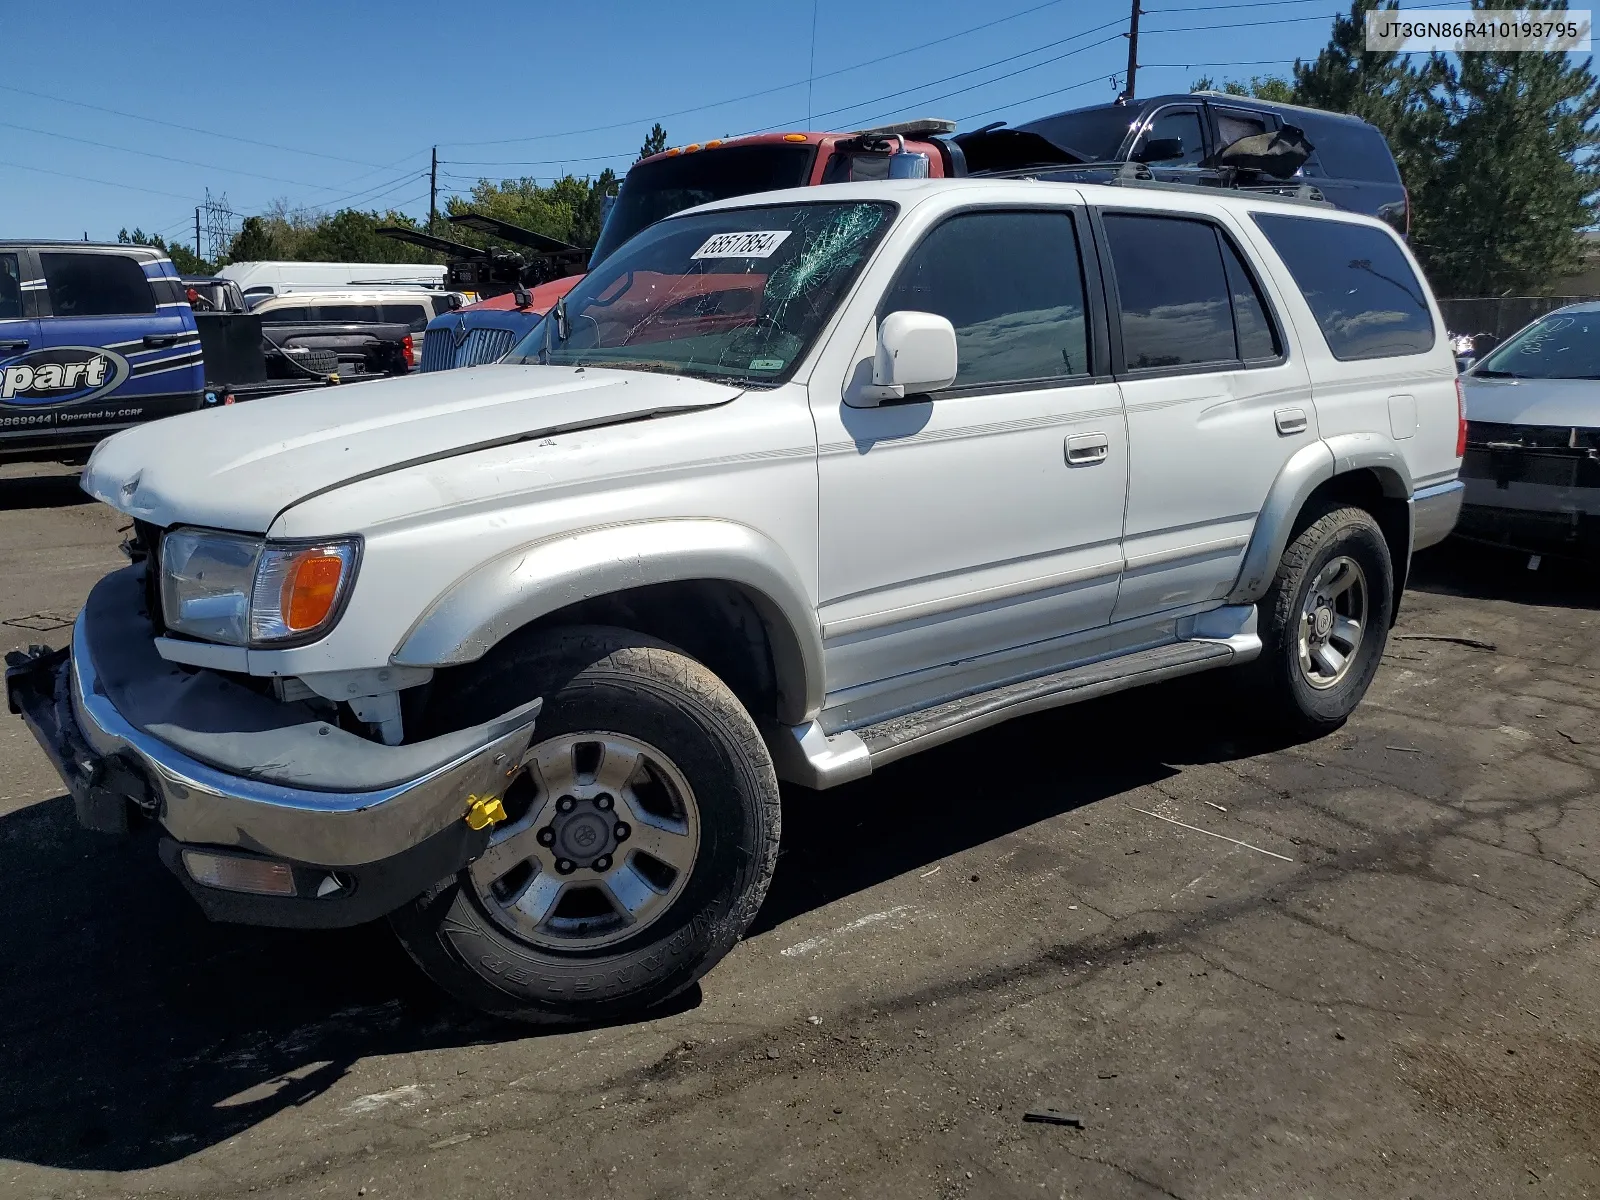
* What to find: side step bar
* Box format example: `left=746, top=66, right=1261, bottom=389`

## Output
left=769, top=620, right=1258, bottom=789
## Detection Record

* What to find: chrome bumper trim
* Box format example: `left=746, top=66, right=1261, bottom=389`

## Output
left=68, top=612, right=540, bottom=866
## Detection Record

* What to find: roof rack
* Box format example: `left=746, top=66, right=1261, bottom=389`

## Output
left=1042, top=161, right=1333, bottom=209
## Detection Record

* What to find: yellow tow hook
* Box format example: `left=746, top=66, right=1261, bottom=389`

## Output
left=464, top=795, right=507, bottom=831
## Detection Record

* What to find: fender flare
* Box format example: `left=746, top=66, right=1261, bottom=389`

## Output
left=1227, top=434, right=1413, bottom=606
left=392, top=519, right=825, bottom=724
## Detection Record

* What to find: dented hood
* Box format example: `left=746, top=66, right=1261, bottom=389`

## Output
left=82, top=364, right=740, bottom=532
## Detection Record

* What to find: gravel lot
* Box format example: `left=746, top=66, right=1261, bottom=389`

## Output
left=2, top=460, right=1597, bottom=1199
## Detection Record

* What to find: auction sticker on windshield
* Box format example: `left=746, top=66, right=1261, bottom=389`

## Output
left=691, top=230, right=793, bottom=260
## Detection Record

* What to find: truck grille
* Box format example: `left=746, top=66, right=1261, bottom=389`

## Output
left=1462, top=422, right=1600, bottom=490
left=419, top=326, right=519, bottom=372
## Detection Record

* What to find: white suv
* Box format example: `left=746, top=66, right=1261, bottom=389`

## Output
left=8, top=178, right=1463, bottom=1023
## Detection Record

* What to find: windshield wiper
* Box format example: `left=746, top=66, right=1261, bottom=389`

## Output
left=1470, top=368, right=1516, bottom=378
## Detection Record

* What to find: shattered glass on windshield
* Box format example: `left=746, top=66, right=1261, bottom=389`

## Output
left=506, top=201, right=894, bottom=386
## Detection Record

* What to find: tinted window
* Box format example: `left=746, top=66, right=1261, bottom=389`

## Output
left=260, top=306, right=313, bottom=324
left=592, top=143, right=818, bottom=265
left=382, top=304, right=430, bottom=331
left=1219, top=237, right=1280, bottom=360
left=1015, top=105, right=1138, bottom=162
left=1215, top=108, right=1269, bottom=151
left=1297, top=115, right=1400, bottom=183
left=40, top=252, right=155, bottom=317
left=318, top=305, right=381, bottom=323
left=1253, top=213, right=1433, bottom=360
left=0, top=254, right=21, bottom=320
left=1135, top=108, right=1206, bottom=166
left=431, top=295, right=458, bottom=316
left=1103, top=214, right=1235, bottom=370
left=881, top=211, right=1090, bottom=389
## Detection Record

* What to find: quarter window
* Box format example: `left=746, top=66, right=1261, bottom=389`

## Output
left=1219, top=237, right=1280, bottom=360
left=40, top=252, right=156, bottom=317
left=880, top=211, right=1091, bottom=389
left=1253, top=212, right=1433, bottom=360
left=1103, top=214, right=1236, bottom=370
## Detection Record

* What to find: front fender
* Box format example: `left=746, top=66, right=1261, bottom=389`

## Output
left=392, top=519, right=825, bottom=724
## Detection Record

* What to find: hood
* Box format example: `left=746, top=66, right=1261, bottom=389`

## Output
left=1461, top=374, right=1600, bottom=428
left=82, top=365, right=740, bottom=532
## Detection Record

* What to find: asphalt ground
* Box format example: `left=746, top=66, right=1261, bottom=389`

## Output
left=2, top=459, right=1597, bottom=1199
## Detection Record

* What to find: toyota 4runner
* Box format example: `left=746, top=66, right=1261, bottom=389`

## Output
left=7, top=177, right=1463, bottom=1024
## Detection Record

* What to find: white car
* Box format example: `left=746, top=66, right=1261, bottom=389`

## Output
left=8, top=178, right=1463, bottom=1023
left=1458, top=304, right=1600, bottom=557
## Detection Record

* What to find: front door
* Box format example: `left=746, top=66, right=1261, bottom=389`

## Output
left=813, top=207, right=1128, bottom=720
left=34, top=249, right=202, bottom=434
left=1094, top=207, right=1315, bottom=623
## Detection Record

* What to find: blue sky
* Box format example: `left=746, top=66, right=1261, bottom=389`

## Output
left=1, top=0, right=1382, bottom=246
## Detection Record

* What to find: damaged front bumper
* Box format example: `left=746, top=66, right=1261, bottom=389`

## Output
left=5, top=567, right=540, bottom=928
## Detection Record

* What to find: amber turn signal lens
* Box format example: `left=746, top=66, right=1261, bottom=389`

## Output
left=281, top=551, right=346, bottom=632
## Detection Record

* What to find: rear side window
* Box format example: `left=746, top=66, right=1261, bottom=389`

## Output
left=318, top=304, right=381, bottom=323
left=260, top=306, right=313, bottom=324
left=381, top=303, right=430, bottom=331
left=1102, top=214, right=1236, bottom=370
left=0, top=253, right=21, bottom=320
left=880, top=210, right=1091, bottom=389
left=40, top=252, right=156, bottom=317
left=1215, top=107, right=1269, bottom=150
left=1253, top=213, right=1433, bottom=360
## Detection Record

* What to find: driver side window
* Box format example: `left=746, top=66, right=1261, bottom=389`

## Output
left=1134, top=108, right=1207, bottom=167
left=879, top=210, right=1091, bottom=392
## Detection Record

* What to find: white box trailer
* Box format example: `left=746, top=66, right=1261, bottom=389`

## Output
left=220, top=260, right=446, bottom=300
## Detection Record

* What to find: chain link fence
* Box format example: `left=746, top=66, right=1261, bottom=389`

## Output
left=1437, top=295, right=1599, bottom=341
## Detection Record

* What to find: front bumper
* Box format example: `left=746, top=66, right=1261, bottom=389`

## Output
left=6, top=567, right=541, bottom=927
left=1457, top=449, right=1600, bottom=558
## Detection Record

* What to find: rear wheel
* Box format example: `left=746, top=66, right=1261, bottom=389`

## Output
left=1247, top=504, right=1395, bottom=734
left=391, top=627, right=780, bottom=1024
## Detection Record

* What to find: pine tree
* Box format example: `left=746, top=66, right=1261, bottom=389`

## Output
left=638, top=123, right=669, bottom=162
left=1419, top=3, right=1600, bottom=294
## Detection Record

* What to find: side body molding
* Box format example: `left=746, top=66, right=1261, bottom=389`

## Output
left=392, top=519, right=826, bottom=724
left=1227, top=433, right=1413, bottom=606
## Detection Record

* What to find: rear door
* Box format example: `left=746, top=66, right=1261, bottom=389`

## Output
left=1093, top=204, right=1315, bottom=623
left=34, top=248, right=202, bottom=433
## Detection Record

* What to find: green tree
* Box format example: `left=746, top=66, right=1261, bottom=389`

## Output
left=1191, top=75, right=1296, bottom=103
left=638, top=122, right=669, bottom=162
left=226, top=215, right=282, bottom=263
left=117, top=227, right=212, bottom=275
left=443, top=170, right=619, bottom=251
left=1412, top=2, right=1599, bottom=294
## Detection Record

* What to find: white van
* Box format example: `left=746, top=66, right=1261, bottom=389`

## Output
left=219, top=261, right=446, bottom=301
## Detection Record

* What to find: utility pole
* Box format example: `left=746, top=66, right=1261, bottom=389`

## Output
left=429, top=147, right=438, bottom=235
left=1121, top=0, right=1140, bottom=102
left=195, top=207, right=202, bottom=260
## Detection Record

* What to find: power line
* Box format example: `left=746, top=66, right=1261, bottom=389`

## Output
left=0, top=159, right=199, bottom=201
left=440, top=0, right=1085, bottom=147
left=0, top=119, right=340, bottom=191
left=0, top=82, right=392, bottom=169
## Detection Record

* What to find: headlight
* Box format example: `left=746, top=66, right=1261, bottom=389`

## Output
left=160, top=529, right=360, bottom=647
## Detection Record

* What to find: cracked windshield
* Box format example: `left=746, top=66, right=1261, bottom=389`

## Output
left=506, top=201, right=893, bottom=384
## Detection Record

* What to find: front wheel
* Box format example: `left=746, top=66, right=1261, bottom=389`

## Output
left=1246, top=504, right=1395, bottom=734
left=391, top=627, right=781, bottom=1024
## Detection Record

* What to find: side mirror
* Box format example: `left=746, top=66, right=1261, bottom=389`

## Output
left=858, top=311, right=958, bottom=405
left=887, top=150, right=931, bottom=179
left=1135, top=136, right=1185, bottom=163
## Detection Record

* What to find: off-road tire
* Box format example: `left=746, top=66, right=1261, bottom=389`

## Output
left=1247, top=504, right=1395, bottom=734
left=390, top=626, right=781, bottom=1024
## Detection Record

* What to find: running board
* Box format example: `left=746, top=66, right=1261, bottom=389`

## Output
left=768, top=628, right=1257, bottom=789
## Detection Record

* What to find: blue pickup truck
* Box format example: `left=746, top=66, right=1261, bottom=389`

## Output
left=0, top=241, right=205, bottom=463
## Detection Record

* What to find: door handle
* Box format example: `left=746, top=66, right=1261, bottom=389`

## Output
left=143, top=334, right=180, bottom=348
left=0, top=339, right=28, bottom=351
left=1274, top=406, right=1308, bottom=435
left=1065, top=432, right=1110, bottom=465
